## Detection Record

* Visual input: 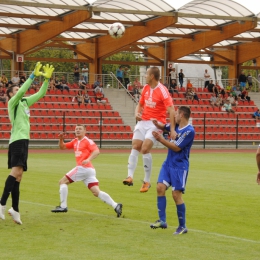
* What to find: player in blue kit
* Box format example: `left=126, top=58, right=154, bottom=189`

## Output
left=150, top=106, right=195, bottom=235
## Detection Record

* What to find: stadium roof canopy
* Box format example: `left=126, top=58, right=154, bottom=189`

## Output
left=0, top=0, right=260, bottom=73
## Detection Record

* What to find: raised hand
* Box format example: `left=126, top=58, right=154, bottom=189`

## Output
left=42, top=64, right=55, bottom=79
left=33, top=62, right=43, bottom=77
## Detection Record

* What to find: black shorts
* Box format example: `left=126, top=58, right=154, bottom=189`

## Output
left=8, top=139, right=29, bottom=171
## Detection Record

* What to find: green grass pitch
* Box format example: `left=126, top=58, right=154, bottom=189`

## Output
left=0, top=149, right=259, bottom=260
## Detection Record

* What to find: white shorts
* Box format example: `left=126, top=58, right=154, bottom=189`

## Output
left=133, top=120, right=163, bottom=143
left=66, top=166, right=99, bottom=188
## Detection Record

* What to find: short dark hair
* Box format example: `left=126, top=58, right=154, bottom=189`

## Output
left=6, top=85, right=19, bottom=99
left=178, top=106, right=191, bottom=119
left=149, top=67, right=160, bottom=81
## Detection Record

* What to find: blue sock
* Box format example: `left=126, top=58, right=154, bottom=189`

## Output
left=176, top=203, right=186, bottom=228
left=157, top=196, right=166, bottom=222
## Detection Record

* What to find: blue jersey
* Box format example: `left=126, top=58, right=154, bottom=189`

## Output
left=164, top=123, right=195, bottom=170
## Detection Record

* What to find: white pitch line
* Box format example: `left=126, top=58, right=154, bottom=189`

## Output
left=21, top=200, right=260, bottom=244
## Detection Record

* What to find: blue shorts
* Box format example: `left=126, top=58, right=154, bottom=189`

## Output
left=157, top=162, right=188, bottom=192
left=240, top=82, right=246, bottom=87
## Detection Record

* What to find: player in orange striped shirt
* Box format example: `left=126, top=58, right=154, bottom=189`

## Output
left=123, top=67, right=176, bottom=192
left=51, top=124, right=122, bottom=217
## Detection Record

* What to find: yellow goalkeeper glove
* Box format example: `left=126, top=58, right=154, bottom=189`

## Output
left=29, top=62, right=43, bottom=79
left=42, top=64, right=55, bottom=80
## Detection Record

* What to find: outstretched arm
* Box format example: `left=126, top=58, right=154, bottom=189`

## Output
left=58, top=133, right=67, bottom=150
left=26, top=64, right=55, bottom=106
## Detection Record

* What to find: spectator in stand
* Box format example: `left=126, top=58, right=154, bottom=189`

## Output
left=204, top=69, right=211, bottom=88
left=0, top=73, right=8, bottom=88
left=227, top=93, right=238, bottom=107
left=169, top=79, right=178, bottom=95
left=95, top=89, right=106, bottom=104
left=54, top=76, right=62, bottom=90
left=19, top=72, right=27, bottom=86
left=186, top=88, right=194, bottom=101
left=60, top=75, right=70, bottom=92
left=169, top=68, right=178, bottom=85
left=215, top=94, right=223, bottom=108
left=76, top=90, right=84, bottom=106
left=222, top=100, right=235, bottom=113
left=124, top=67, right=130, bottom=89
left=185, top=79, right=193, bottom=96
left=78, top=75, right=87, bottom=90
left=94, top=83, right=104, bottom=96
left=93, top=77, right=103, bottom=90
left=0, top=84, right=7, bottom=103
left=48, top=77, right=55, bottom=91
left=84, top=92, right=91, bottom=104
left=81, top=64, right=89, bottom=83
left=232, top=84, right=241, bottom=97
left=207, top=80, right=215, bottom=93
left=73, top=64, right=80, bottom=83
left=31, top=78, right=40, bottom=91
left=253, top=109, right=260, bottom=119
left=11, top=72, right=20, bottom=86
left=210, top=93, right=217, bottom=107
left=133, top=77, right=141, bottom=88
left=132, top=85, right=140, bottom=101
left=238, top=70, right=247, bottom=91
left=240, top=89, right=251, bottom=102
left=247, top=72, right=253, bottom=90
left=116, top=66, right=124, bottom=86
left=225, top=82, right=232, bottom=95
left=178, top=69, right=185, bottom=88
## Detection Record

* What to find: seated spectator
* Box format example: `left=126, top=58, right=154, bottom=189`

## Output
left=222, top=100, right=235, bottom=113
left=78, top=76, right=87, bottom=90
left=0, top=73, right=8, bottom=87
left=60, top=75, right=70, bottom=92
left=208, top=80, right=215, bottom=93
left=133, top=77, right=141, bottom=88
left=214, top=81, right=225, bottom=97
left=210, top=93, right=217, bottom=107
left=215, top=94, right=223, bottom=108
left=253, top=109, right=260, bottom=119
left=20, top=72, right=27, bottom=86
left=240, top=89, right=250, bottom=102
left=225, top=82, right=232, bottom=94
left=186, top=87, right=199, bottom=102
left=0, top=84, right=7, bottom=103
left=48, top=77, right=55, bottom=90
left=169, top=79, right=178, bottom=95
left=93, top=77, right=103, bottom=89
left=186, top=79, right=193, bottom=94
left=11, top=72, right=20, bottom=85
left=75, top=90, right=84, bottom=106
left=94, top=84, right=104, bottom=95
left=31, top=78, right=40, bottom=91
left=132, top=85, right=140, bottom=101
left=54, top=76, right=62, bottom=90
left=226, top=93, right=238, bottom=106
left=232, top=84, right=241, bottom=96
left=84, top=92, right=91, bottom=104
left=95, top=89, right=106, bottom=104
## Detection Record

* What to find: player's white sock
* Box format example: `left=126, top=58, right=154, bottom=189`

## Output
left=127, top=149, right=139, bottom=178
left=98, top=191, right=117, bottom=209
left=143, top=153, right=152, bottom=182
left=59, top=184, right=68, bottom=208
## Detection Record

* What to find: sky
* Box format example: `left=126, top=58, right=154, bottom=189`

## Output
left=164, top=0, right=260, bottom=15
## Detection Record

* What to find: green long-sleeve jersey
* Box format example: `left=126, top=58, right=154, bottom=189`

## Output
left=8, top=78, right=49, bottom=144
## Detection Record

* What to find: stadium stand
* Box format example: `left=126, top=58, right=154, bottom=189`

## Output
left=0, top=86, right=259, bottom=142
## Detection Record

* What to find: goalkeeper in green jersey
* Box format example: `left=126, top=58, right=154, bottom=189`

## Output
left=0, top=62, right=54, bottom=224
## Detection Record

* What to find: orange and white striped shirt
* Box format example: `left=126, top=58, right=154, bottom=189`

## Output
left=139, top=83, right=173, bottom=124
left=65, top=136, right=98, bottom=168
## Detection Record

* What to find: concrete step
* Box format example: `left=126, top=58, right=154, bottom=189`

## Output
left=103, top=88, right=137, bottom=129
